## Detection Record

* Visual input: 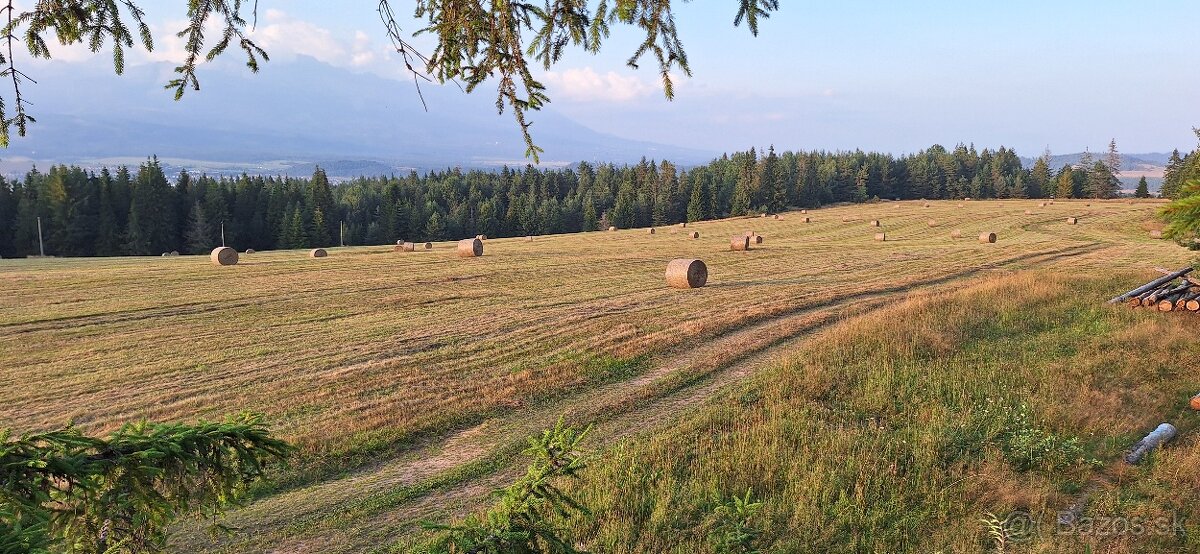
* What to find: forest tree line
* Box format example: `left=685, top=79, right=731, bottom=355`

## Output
left=0, top=143, right=1145, bottom=258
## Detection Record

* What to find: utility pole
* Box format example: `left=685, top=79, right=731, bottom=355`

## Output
left=36, top=216, right=45, bottom=257
left=221, top=221, right=226, bottom=247
left=340, top=220, right=345, bottom=247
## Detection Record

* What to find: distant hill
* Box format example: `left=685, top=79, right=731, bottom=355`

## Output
left=1, top=56, right=715, bottom=179
left=1019, top=152, right=1171, bottom=171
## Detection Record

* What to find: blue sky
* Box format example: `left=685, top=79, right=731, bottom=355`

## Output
left=40, top=1, right=1200, bottom=155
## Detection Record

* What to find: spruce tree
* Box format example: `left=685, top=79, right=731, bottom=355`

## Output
left=581, top=197, right=598, bottom=231
left=687, top=177, right=706, bottom=223
left=185, top=201, right=213, bottom=254
left=1135, top=177, right=1150, bottom=198
left=1055, top=166, right=1075, bottom=199
left=425, top=211, right=446, bottom=240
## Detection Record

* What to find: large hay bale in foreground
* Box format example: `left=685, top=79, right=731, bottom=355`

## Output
left=210, top=247, right=238, bottom=266
left=979, top=232, right=997, bottom=243
left=310, top=248, right=328, bottom=258
left=458, top=238, right=484, bottom=257
left=689, top=231, right=700, bottom=239
left=665, top=258, right=708, bottom=289
left=1066, top=217, right=1078, bottom=225
left=950, top=229, right=962, bottom=239
left=730, top=235, right=751, bottom=251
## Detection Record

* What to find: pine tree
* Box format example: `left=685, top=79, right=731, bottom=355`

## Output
left=762, top=146, right=786, bottom=212
left=686, top=177, right=706, bottom=223
left=581, top=197, right=598, bottom=231
left=1055, top=166, right=1075, bottom=199
left=425, top=211, right=446, bottom=240
left=1030, top=153, right=1052, bottom=198
left=185, top=201, right=213, bottom=254
left=1135, top=176, right=1150, bottom=198
left=730, top=148, right=756, bottom=215
left=1105, top=138, right=1122, bottom=178
left=1086, top=160, right=1119, bottom=199
left=1163, top=149, right=1186, bottom=199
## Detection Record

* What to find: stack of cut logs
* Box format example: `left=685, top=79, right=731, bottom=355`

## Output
left=1108, top=266, right=1200, bottom=312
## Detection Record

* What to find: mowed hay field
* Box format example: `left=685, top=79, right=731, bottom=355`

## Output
left=0, top=199, right=1190, bottom=551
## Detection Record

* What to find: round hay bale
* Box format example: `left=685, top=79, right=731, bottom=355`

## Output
left=679, top=222, right=687, bottom=228
left=744, top=230, right=756, bottom=237
left=841, top=216, right=851, bottom=222
left=1066, top=217, right=1078, bottom=225
left=964, top=197, right=972, bottom=201
left=1150, top=230, right=1164, bottom=239
left=424, top=242, right=433, bottom=250
left=927, top=219, right=938, bottom=227
left=978, top=232, right=997, bottom=244
left=957, top=203, right=964, bottom=208
left=1039, top=202, right=1047, bottom=207
left=761, top=212, right=768, bottom=218
left=476, top=234, right=487, bottom=240
left=800, top=209, right=808, bottom=214
left=648, top=228, right=656, bottom=234
left=244, top=249, right=255, bottom=254
left=689, top=231, right=700, bottom=239
left=210, top=246, right=238, bottom=266
left=608, top=226, right=617, bottom=232
left=397, top=240, right=405, bottom=245
left=170, top=250, right=180, bottom=256
left=310, top=248, right=328, bottom=258
left=751, top=235, right=764, bottom=244
left=665, top=258, right=708, bottom=289
left=395, top=242, right=416, bottom=252
left=730, top=235, right=751, bottom=251
left=458, top=238, right=483, bottom=257
left=923, top=203, right=930, bottom=208
left=802, top=217, right=811, bottom=223
left=950, top=229, right=963, bottom=239
left=1024, top=209, right=1033, bottom=215
left=874, top=233, right=886, bottom=242
left=162, top=252, right=170, bottom=257
left=526, top=236, right=534, bottom=242
left=869, top=220, right=880, bottom=227
left=773, top=214, right=781, bottom=220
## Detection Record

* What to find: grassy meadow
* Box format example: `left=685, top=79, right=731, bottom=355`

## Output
left=1, top=198, right=1195, bottom=552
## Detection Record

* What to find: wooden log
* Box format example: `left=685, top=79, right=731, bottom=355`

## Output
left=1108, top=267, right=1194, bottom=304
left=1152, top=267, right=1200, bottom=287
left=1189, top=298, right=1200, bottom=312
left=1125, top=423, right=1177, bottom=465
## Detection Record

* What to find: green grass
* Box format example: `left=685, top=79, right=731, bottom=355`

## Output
left=538, top=271, right=1200, bottom=553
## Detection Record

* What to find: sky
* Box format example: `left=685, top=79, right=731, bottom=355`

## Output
left=23, top=0, right=1200, bottom=156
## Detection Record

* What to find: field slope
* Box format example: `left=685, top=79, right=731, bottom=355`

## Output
left=0, top=199, right=1190, bottom=551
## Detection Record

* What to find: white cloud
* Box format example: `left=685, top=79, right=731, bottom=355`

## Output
left=541, top=67, right=660, bottom=103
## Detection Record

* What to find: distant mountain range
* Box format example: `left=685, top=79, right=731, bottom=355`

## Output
left=1019, top=152, right=1171, bottom=172
left=0, top=56, right=715, bottom=179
